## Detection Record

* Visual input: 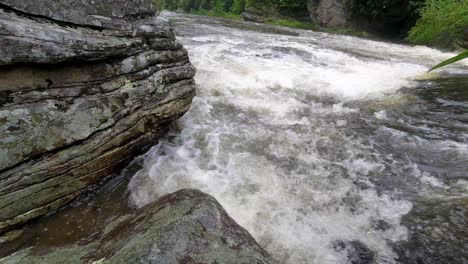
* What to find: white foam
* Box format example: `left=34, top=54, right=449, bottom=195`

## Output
left=128, top=13, right=468, bottom=264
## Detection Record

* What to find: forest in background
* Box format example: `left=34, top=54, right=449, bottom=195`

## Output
left=155, top=0, right=468, bottom=49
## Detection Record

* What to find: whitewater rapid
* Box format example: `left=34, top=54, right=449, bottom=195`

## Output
left=128, top=12, right=468, bottom=264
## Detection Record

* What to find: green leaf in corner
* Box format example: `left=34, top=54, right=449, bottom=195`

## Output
left=428, top=50, right=468, bottom=72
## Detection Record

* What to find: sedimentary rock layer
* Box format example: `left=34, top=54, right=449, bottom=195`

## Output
left=0, top=0, right=196, bottom=232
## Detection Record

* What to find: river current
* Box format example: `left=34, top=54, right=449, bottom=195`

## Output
left=127, top=12, right=468, bottom=264
left=2, top=11, right=466, bottom=264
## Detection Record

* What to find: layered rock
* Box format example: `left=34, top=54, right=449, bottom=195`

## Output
left=0, top=189, right=277, bottom=264
left=0, top=0, right=196, bottom=233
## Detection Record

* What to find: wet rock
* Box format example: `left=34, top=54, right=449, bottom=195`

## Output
left=333, top=240, right=376, bottom=264
left=0, top=0, right=196, bottom=233
left=242, top=7, right=267, bottom=23
left=394, top=197, right=468, bottom=264
left=0, top=189, right=277, bottom=264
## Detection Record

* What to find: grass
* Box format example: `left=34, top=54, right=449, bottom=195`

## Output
left=266, top=19, right=318, bottom=30
left=190, top=9, right=242, bottom=20
left=267, top=19, right=370, bottom=38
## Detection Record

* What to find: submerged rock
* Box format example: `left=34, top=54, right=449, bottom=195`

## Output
left=0, top=189, right=277, bottom=264
left=333, top=240, right=376, bottom=264
left=0, top=0, right=196, bottom=233
left=394, top=197, right=468, bottom=264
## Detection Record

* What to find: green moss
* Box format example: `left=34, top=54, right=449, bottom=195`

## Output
left=190, top=9, right=242, bottom=19
left=321, top=27, right=370, bottom=38
left=266, top=19, right=317, bottom=30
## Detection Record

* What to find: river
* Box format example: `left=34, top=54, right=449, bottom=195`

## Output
left=128, top=12, right=468, bottom=264
left=2, top=11, right=468, bottom=264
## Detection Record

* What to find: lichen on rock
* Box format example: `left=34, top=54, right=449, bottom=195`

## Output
left=0, top=0, right=196, bottom=233
left=0, top=189, right=277, bottom=264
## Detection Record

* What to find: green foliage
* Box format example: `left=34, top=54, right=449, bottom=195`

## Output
left=266, top=19, right=317, bottom=30
left=353, top=0, right=425, bottom=18
left=191, top=8, right=242, bottom=18
left=155, top=0, right=307, bottom=14
left=428, top=50, right=468, bottom=72
left=407, top=0, right=468, bottom=47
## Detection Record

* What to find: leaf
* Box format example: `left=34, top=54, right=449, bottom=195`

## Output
left=428, top=50, right=468, bottom=72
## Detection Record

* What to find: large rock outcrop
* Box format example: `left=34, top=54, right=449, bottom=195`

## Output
left=0, top=0, right=196, bottom=233
left=307, top=0, right=351, bottom=27
left=0, top=189, right=277, bottom=264
left=307, top=0, right=418, bottom=38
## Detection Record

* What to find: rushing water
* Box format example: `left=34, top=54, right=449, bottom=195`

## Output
left=2, top=11, right=466, bottom=264
left=127, top=12, right=468, bottom=264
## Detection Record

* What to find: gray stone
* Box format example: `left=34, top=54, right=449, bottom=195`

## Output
left=242, top=7, right=267, bottom=23
left=0, top=0, right=196, bottom=233
left=0, top=189, right=277, bottom=264
left=333, top=240, right=376, bottom=264
left=0, top=0, right=156, bottom=29
left=307, top=0, right=351, bottom=27
left=394, top=197, right=468, bottom=264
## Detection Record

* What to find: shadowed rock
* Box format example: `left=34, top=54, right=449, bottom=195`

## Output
left=394, top=197, right=468, bottom=264
left=0, top=189, right=277, bottom=264
left=0, top=0, right=196, bottom=233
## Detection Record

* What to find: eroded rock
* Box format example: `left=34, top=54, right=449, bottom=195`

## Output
left=0, top=189, right=277, bottom=264
left=394, top=197, right=468, bottom=264
left=0, top=0, right=196, bottom=233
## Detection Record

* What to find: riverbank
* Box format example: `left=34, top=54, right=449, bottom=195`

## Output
left=156, top=0, right=468, bottom=50
left=172, top=9, right=372, bottom=38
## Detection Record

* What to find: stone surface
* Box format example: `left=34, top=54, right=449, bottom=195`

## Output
left=307, top=0, right=350, bottom=27
left=0, top=0, right=156, bottom=30
left=394, top=197, right=468, bottom=264
left=0, top=189, right=277, bottom=264
left=307, top=0, right=416, bottom=38
left=0, top=0, right=196, bottom=233
left=242, top=7, right=267, bottom=23
left=333, top=240, right=376, bottom=264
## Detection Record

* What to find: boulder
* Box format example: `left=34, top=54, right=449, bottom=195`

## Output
left=242, top=7, right=268, bottom=23
left=394, top=197, right=468, bottom=264
left=0, top=0, right=196, bottom=233
left=0, top=189, right=277, bottom=264
left=307, top=0, right=351, bottom=27
left=333, top=240, right=376, bottom=264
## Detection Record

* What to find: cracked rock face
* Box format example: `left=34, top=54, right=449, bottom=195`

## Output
left=0, top=189, right=277, bottom=264
left=307, top=0, right=351, bottom=27
left=0, top=0, right=196, bottom=233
